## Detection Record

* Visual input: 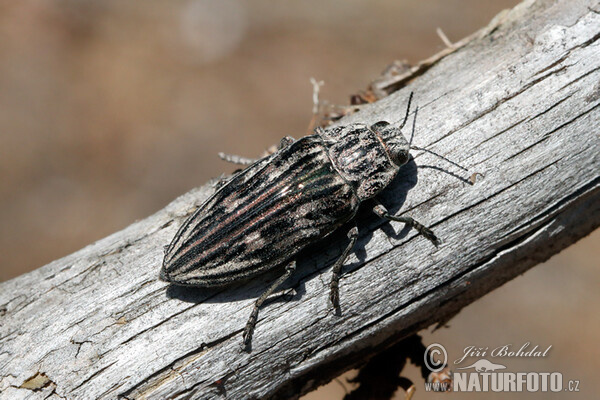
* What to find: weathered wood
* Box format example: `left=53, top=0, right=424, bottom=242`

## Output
left=1, top=0, right=599, bottom=398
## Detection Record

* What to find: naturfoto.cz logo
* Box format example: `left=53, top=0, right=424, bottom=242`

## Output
left=424, top=342, right=580, bottom=393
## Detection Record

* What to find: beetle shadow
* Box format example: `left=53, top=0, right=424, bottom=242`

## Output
left=166, top=266, right=308, bottom=307
left=347, top=156, right=421, bottom=263
left=335, top=154, right=472, bottom=283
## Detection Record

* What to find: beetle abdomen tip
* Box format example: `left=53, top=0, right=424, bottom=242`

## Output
left=158, top=267, right=171, bottom=282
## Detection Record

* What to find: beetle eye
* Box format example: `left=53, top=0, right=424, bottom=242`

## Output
left=390, top=144, right=410, bottom=166
left=369, top=121, right=410, bottom=166
left=384, top=134, right=410, bottom=166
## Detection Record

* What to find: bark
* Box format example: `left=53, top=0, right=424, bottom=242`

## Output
left=1, top=0, right=599, bottom=398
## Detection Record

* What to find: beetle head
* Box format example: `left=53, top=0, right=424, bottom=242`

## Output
left=370, top=121, right=410, bottom=167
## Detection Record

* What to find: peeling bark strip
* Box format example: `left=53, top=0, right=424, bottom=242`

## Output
left=1, top=0, right=599, bottom=398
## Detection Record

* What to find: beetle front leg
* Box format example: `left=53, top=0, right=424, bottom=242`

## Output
left=243, top=260, right=297, bottom=349
left=330, top=225, right=359, bottom=310
left=373, top=201, right=438, bottom=245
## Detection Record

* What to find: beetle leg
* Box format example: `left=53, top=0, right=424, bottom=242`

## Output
left=373, top=201, right=438, bottom=245
left=211, top=173, right=234, bottom=191
left=218, top=136, right=294, bottom=167
left=218, top=152, right=258, bottom=166
left=278, top=136, right=295, bottom=149
left=330, top=225, right=359, bottom=310
left=243, top=260, right=297, bottom=348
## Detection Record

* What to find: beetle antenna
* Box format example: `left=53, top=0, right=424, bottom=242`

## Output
left=408, top=104, right=418, bottom=149
left=410, top=145, right=468, bottom=171
left=407, top=100, right=468, bottom=171
left=399, top=91, right=414, bottom=130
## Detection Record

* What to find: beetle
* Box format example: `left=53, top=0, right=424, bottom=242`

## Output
left=160, top=93, right=438, bottom=348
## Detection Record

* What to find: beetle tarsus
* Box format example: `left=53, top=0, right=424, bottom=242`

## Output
left=278, top=136, right=295, bottom=149
left=243, top=308, right=259, bottom=348
left=329, top=225, right=359, bottom=310
left=386, top=215, right=438, bottom=245
left=242, top=260, right=297, bottom=348
left=372, top=201, right=438, bottom=246
left=218, top=152, right=258, bottom=166
left=219, top=136, right=295, bottom=168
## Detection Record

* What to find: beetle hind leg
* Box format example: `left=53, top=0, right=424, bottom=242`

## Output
left=373, top=201, right=438, bottom=245
left=330, top=225, right=359, bottom=310
left=218, top=152, right=257, bottom=166
left=219, top=136, right=295, bottom=167
left=243, top=260, right=297, bottom=349
left=278, top=136, right=295, bottom=148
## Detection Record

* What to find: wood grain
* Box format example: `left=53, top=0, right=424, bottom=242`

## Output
left=1, top=0, right=599, bottom=398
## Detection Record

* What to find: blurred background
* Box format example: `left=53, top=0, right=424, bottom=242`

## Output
left=1, top=0, right=597, bottom=398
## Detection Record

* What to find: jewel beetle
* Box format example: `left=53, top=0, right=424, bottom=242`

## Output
left=160, top=93, right=438, bottom=348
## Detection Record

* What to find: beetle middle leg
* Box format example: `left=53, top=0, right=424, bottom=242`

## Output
left=243, top=260, right=297, bottom=348
left=373, top=201, right=438, bottom=245
left=330, top=225, right=359, bottom=310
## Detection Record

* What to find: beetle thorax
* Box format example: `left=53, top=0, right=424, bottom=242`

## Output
left=321, top=124, right=399, bottom=200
